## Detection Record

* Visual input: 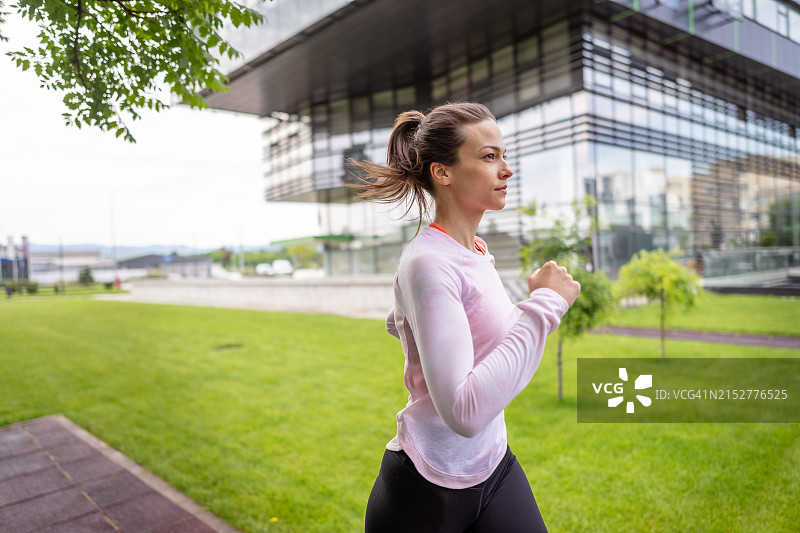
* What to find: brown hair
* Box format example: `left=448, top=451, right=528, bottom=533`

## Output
left=349, top=102, right=495, bottom=225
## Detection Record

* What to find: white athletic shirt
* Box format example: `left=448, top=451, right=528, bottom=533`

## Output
left=385, top=227, right=568, bottom=489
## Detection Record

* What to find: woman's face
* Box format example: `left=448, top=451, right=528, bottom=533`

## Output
left=443, top=119, right=513, bottom=215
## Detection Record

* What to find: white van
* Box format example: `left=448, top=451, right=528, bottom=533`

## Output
left=255, top=263, right=275, bottom=276
left=271, top=260, right=294, bottom=276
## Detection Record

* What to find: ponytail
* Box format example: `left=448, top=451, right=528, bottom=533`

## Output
left=349, top=110, right=431, bottom=225
left=349, top=102, right=495, bottom=229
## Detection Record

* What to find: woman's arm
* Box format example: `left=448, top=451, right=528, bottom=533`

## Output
left=386, top=306, right=400, bottom=339
left=401, top=258, right=570, bottom=438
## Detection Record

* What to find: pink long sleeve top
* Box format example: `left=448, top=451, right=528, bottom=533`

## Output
left=385, top=227, right=568, bottom=489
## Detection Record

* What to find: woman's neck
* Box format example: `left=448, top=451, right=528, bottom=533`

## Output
left=432, top=209, right=483, bottom=253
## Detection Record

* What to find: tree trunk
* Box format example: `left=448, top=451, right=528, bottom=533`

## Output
left=557, top=335, right=564, bottom=402
left=660, top=289, right=666, bottom=360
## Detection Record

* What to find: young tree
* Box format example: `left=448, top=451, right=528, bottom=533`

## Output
left=520, top=197, right=615, bottom=402
left=616, top=248, right=702, bottom=359
left=0, top=0, right=265, bottom=142
left=554, top=267, right=614, bottom=401
left=78, top=265, right=94, bottom=285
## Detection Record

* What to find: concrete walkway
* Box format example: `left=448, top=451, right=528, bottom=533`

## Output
left=96, top=290, right=800, bottom=349
left=0, top=416, right=240, bottom=533
left=93, top=277, right=395, bottom=320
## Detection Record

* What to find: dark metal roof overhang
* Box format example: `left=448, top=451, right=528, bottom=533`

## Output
left=201, top=0, right=585, bottom=117
left=204, top=0, right=799, bottom=127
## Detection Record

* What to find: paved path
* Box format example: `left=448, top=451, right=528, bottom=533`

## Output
left=0, top=416, right=240, bottom=533
left=594, top=325, right=800, bottom=349
left=96, top=293, right=800, bottom=349
left=93, top=291, right=390, bottom=320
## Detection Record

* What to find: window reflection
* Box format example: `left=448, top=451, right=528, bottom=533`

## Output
left=631, top=104, right=647, bottom=128
left=634, top=151, right=666, bottom=247
left=543, top=96, right=571, bottom=123
left=594, top=94, right=614, bottom=120
left=519, top=145, right=576, bottom=208
left=790, top=10, right=800, bottom=41
left=518, top=105, right=543, bottom=129
left=572, top=92, right=589, bottom=116
left=755, top=0, right=779, bottom=32
left=648, top=110, right=664, bottom=131
left=665, top=157, right=693, bottom=251
left=664, top=113, right=678, bottom=135
left=595, top=145, right=635, bottom=270
left=612, top=76, right=631, bottom=98
left=596, top=145, right=632, bottom=204
left=647, top=87, right=663, bottom=108
left=614, top=100, right=631, bottom=124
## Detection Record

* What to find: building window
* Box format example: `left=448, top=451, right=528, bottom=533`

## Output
left=518, top=145, right=576, bottom=209
left=754, top=0, right=779, bottom=32
left=790, top=9, right=800, bottom=42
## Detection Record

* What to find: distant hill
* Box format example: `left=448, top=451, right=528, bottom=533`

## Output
left=28, top=243, right=212, bottom=259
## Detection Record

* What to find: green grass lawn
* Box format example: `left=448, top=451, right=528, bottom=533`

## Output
left=610, top=292, right=800, bottom=337
left=0, top=299, right=798, bottom=532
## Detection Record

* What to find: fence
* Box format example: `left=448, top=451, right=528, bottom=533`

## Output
left=699, top=247, right=800, bottom=287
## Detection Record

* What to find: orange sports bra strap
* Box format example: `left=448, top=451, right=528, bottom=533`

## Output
left=428, top=223, right=486, bottom=255
left=428, top=222, right=449, bottom=236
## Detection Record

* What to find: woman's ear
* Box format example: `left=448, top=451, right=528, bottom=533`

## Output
left=430, top=162, right=451, bottom=186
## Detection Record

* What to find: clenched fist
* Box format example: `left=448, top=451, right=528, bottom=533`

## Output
left=527, top=261, right=581, bottom=307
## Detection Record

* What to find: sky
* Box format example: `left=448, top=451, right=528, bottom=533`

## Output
left=0, top=14, right=321, bottom=253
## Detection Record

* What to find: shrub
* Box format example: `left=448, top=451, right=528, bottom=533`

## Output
left=78, top=267, right=94, bottom=285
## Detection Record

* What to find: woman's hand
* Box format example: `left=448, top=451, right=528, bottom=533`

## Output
left=527, top=261, right=581, bottom=307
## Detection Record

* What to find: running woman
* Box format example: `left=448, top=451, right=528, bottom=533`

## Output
left=357, top=102, right=581, bottom=533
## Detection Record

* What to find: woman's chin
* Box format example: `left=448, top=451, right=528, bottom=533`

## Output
left=491, top=199, right=507, bottom=211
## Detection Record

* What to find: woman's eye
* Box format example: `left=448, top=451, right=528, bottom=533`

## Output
left=484, top=153, right=495, bottom=160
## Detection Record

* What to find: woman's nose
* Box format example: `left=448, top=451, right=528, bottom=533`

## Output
left=502, top=161, right=513, bottom=179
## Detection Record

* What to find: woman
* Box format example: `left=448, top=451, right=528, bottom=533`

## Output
left=357, top=102, right=580, bottom=532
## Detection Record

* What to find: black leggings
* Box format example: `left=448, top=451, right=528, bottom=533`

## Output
left=365, top=446, right=548, bottom=533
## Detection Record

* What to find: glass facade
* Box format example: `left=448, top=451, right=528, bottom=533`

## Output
left=218, top=1, right=800, bottom=280
left=581, top=19, right=799, bottom=275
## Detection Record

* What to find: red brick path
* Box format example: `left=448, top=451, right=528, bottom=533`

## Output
left=0, top=416, right=239, bottom=533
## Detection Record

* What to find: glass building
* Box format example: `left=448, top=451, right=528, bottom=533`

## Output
left=205, top=0, right=800, bottom=283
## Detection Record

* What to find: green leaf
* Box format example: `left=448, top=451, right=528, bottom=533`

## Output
left=6, top=0, right=265, bottom=142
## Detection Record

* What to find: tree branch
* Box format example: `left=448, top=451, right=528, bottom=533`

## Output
left=73, top=0, right=87, bottom=88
